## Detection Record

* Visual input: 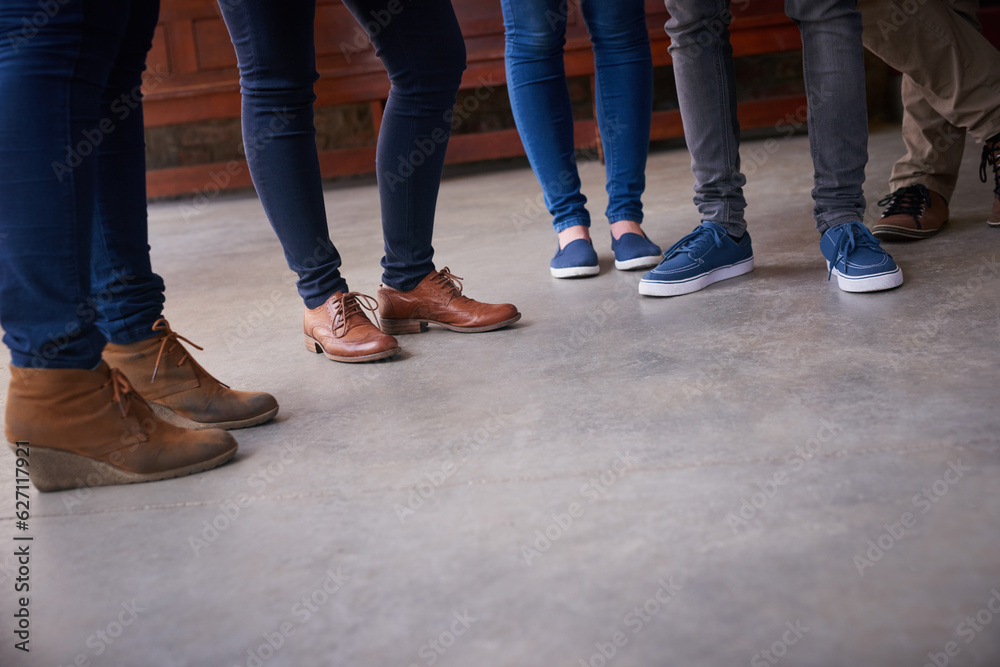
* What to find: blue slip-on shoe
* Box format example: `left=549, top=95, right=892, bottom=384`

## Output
left=550, top=238, right=600, bottom=278
left=612, top=232, right=662, bottom=270
left=638, top=222, right=753, bottom=296
left=820, top=221, right=903, bottom=293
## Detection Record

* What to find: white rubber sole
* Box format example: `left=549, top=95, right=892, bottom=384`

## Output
left=827, top=262, right=904, bottom=292
left=615, top=254, right=662, bottom=271
left=638, top=256, right=754, bottom=297
left=550, top=265, right=600, bottom=279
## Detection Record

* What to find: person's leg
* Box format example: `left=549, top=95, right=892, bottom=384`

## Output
left=582, top=0, right=651, bottom=230
left=1, top=0, right=237, bottom=492
left=639, top=0, right=753, bottom=297
left=869, top=82, right=957, bottom=240
left=860, top=0, right=988, bottom=238
left=500, top=0, right=590, bottom=241
left=85, top=1, right=278, bottom=429
left=0, top=0, right=110, bottom=369
left=860, top=0, right=1000, bottom=144
left=363, top=0, right=520, bottom=331
left=218, top=0, right=398, bottom=362
left=581, top=0, right=661, bottom=270
left=341, top=0, right=465, bottom=292
left=789, top=0, right=869, bottom=232
left=88, top=0, right=166, bottom=343
left=217, top=0, right=349, bottom=309
left=888, top=81, right=965, bottom=200
left=662, top=0, right=746, bottom=237
left=791, top=0, right=902, bottom=291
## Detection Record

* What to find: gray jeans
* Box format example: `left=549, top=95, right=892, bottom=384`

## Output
left=664, top=0, right=869, bottom=234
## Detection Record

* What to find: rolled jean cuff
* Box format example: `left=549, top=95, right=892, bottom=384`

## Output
left=607, top=211, right=643, bottom=225
left=553, top=218, right=591, bottom=233
left=816, top=213, right=863, bottom=235
left=704, top=218, right=747, bottom=237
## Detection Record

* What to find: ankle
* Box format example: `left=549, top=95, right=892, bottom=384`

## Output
left=610, top=219, right=642, bottom=240
left=557, top=225, right=591, bottom=250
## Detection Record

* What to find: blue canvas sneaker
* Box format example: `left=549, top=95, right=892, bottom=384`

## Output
left=611, top=232, right=662, bottom=270
left=820, top=221, right=903, bottom=292
left=550, top=238, right=600, bottom=278
left=638, top=222, right=753, bottom=296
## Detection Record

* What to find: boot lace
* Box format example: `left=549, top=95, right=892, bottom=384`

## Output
left=430, top=268, right=464, bottom=297
left=980, top=139, right=1000, bottom=196
left=150, top=318, right=204, bottom=382
left=876, top=185, right=931, bottom=226
left=329, top=292, right=379, bottom=338
left=662, top=224, right=726, bottom=260
left=826, top=221, right=882, bottom=280
left=104, top=367, right=142, bottom=420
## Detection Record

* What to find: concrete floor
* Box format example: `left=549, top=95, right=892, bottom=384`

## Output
left=1, top=127, right=999, bottom=667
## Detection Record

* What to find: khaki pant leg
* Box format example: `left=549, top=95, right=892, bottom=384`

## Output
left=889, top=78, right=965, bottom=200
left=861, top=0, right=1000, bottom=142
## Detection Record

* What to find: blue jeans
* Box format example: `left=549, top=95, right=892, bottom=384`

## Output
left=663, top=0, right=869, bottom=235
left=217, top=0, right=466, bottom=304
left=501, top=0, right=652, bottom=232
left=0, top=0, right=166, bottom=369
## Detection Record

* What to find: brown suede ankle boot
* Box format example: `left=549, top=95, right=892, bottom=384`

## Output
left=102, top=319, right=279, bottom=430
left=5, top=363, right=237, bottom=492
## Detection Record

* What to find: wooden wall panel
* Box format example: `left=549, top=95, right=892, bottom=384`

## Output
left=144, top=0, right=804, bottom=198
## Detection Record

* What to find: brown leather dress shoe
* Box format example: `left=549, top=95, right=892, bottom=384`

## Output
left=103, top=319, right=279, bottom=430
left=5, top=363, right=237, bottom=492
left=980, top=139, right=1000, bottom=227
left=872, top=185, right=948, bottom=241
left=377, top=267, right=521, bottom=334
left=303, top=291, right=400, bottom=363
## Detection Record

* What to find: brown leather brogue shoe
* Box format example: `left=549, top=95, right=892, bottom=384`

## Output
left=377, top=267, right=521, bottom=334
left=872, top=185, right=948, bottom=241
left=103, top=319, right=279, bottom=430
left=303, top=291, right=400, bottom=363
left=980, top=137, right=1000, bottom=227
left=5, top=363, right=237, bottom=492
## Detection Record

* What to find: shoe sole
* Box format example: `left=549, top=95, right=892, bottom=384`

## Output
left=380, top=312, right=521, bottom=334
left=8, top=441, right=237, bottom=493
left=550, top=265, right=600, bottom=278
left=871, top=221, right=946, bottom=241
left=826, top=262, right=904, bottom=292
left=988, top=219, right=1000, bottom=227
left=149, top=401, right=280, bottom=431
left=638, top=256, right=754, bottom=297
left=615, top=254, right=662, bottom=271
left=303, top=334, right=401, bottom=364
